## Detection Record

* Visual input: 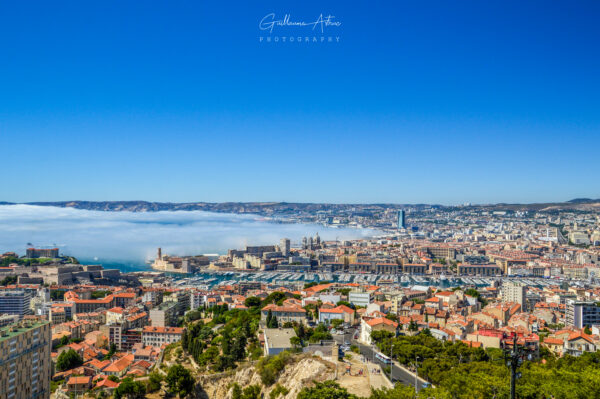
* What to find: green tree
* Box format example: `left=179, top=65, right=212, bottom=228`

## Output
left=231, top=383, right=262, bottom=399
left=232, top=383, right=243, bottom=399
left=269, top=384, right=289, bottom=399
left=297, top=381, right=357, bottom=399
left=408, top=320, right=418, bottom=331
left=331, top=319, right=344, bottom=329
left=147, top=371, right=163, bottom=393
left=166, top=364, right=195, bottom=398
left=262, top=291, right=288, bottom=306
left=114, top=377, right=146, bottom=399
left=185, top=310, right=202, bottom=322
left=290, top=336, right=302, bottom=350
left=104, top=342, right=117, bottom=360
left=59, top=335, right=70, bottom=346
left=369, top=385, right=421, bottom=399
left=55, top=349, right=83, bottom=371
left=257, top=351, right=291, bottom=386
left=268, top=314, right=279, bottom=328
left=0, top=275, right=17, bottom=286
left=266, top=309, right=273, bottom=327
left=244, top=296, right=262, bottom=308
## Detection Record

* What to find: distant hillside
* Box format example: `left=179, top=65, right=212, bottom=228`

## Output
left=567, top=198, right=600, bottom=204
left=1, top=199, right=597, bottom=214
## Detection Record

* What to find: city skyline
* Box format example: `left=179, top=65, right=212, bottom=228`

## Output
left=2, top=2, right=600, bottom=398
left=2, top=1, right=599, bottom=204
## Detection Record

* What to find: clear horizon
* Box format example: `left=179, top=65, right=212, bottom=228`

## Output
left=1, top=1, right=599, bottom=203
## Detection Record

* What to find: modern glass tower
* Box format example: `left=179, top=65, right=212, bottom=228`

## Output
left=397, top=210, right=406, bottom=229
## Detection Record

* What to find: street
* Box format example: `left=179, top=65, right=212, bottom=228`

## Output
left=335, top=328, right=430, bottom=391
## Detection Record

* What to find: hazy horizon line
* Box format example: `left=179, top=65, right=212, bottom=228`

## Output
left=1, top=197, right=599, bottom=207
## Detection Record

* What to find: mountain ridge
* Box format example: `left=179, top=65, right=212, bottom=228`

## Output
left=0, top=199, right=598, bottom=213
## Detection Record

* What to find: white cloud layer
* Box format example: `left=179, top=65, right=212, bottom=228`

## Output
left=0, top=205, right=379, bottom=268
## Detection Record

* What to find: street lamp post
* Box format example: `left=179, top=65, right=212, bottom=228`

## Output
left=390, top=341, right=393, bottom=384
left=412, top=355, right=421, bottom=394
left=504, top=334, right=530, bottom=399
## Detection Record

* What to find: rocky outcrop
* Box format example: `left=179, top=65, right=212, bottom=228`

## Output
left=197, top=356, right=336, bottom=399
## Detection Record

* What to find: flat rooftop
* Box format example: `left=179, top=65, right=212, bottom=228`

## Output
left=0, top=320, right=49, bottom=343
left=264, top=328, right=296, bottom=348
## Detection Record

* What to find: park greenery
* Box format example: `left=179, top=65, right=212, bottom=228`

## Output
left=181, top=304, right=262, bottom=372
left=186, top=294, right=597, bottom=398
left=365, top=329, right=600, bottom=398
left=297, top=381, right=444, bottom=399
left=179, top=295, right=337, bottom=382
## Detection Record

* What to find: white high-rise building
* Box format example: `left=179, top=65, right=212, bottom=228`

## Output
left=501, top=282, right=527, bottom=311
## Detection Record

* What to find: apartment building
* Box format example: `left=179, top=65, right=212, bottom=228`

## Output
left=0, top=320, right=51, bottom=399
left=0, top=290, right=32, bottom=320
left=190, top=292, right=207, bottom=310
left=348, top=291, right=373, bottom=307
left=260, top=304, right=307, bottom=324
left=149, top=301, right=178, bottom=327
left=566, top=300, right=600, bottom=329
left=318, top=305, right=355, bottom=325
left=141, top=326, right=183, bottom=347
left=502, top=282, right=527, bottom=311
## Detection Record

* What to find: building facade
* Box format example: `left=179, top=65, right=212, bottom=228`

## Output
left=26, top=248, right=59, bottom=259
left=566, top=301, right=600, bottom=329
left=141, top=326, right=183, bottom=347
left=0, top=320, right=51, bottom=399
left=0, top=291, right=32, bottom=320
left=149, top=301, right=178, bottom=327
left=398, top=210, right=406, bottom=229
left=502, top=282, right=527, bottom=311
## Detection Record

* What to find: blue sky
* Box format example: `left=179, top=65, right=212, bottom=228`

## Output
left=1, top=1, right=599, bottom=204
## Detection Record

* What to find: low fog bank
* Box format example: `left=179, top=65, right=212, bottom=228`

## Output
left=0, top=205, right=380, bottom=267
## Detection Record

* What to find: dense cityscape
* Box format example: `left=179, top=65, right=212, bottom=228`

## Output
left=1, top=204, right=600, bottom=398
left=3, top=1, right=599, bottom=398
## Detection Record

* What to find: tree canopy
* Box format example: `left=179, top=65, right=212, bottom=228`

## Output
left=366, top=330, right=600, bottom=398
left=297, top=381, right=357, bottom=399
left=55, top=349, right=83, bottom=371
left=114, top=377, right=146, bottom=399
left=165, top=364, right=195, bottom=398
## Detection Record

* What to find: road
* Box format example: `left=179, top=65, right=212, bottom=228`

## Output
left=334, top=328, right=429, bottom=391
